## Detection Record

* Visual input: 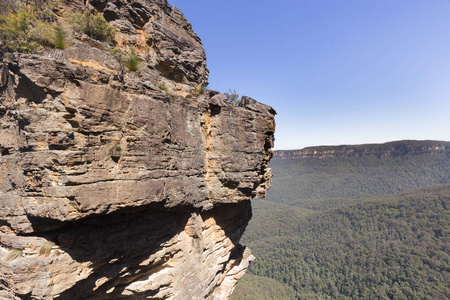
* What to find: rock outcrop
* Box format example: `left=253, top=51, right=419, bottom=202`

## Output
left=0, top=0, right=275, bottom=299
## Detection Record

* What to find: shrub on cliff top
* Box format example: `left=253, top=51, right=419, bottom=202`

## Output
left=0, top=1, right=57, bottom=53
left=71, top=11, right=115, bottom=44
left=224, top=89, right=241, bottom=105
left=0, top=5, right=38, bottom=53
left=0, top=0, right=18, bottom=12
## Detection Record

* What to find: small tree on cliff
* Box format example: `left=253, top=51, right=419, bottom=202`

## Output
left=110, top=48, right=126, bottom=82
left=110, top=47, right=142, bottom=82
left=224, top=89, right=241, bottom=105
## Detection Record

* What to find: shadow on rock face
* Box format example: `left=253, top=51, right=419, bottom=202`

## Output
left=23, top=201, right=252, bottom=299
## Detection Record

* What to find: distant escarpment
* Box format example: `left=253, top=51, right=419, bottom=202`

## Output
left=268, top=140, right=450, bottom=209
left=274, top=140, right=450, bottom=160
left=0, top=1, right=275, bottom=299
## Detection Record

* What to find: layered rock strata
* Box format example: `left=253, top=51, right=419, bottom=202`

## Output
left=274, top=140, right=450, bottom=160
left=0, top=0, right=275, bottom=298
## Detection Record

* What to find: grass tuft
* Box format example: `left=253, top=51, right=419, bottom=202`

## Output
left=196, top=83, right=207, bottom=95
left=124, top=48, right=141, bottom=72
left=39, top=241, right=55, bottom=256
left=157, top=82, right=168, bottom=92
left=52, top=26, right=70, bottom=50
left=3, top=248, right=23, bottom=263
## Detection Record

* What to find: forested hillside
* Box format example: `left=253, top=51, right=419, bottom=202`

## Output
left=232, top=141, right=450, bottom=300
left=231, top=273, right=297, bottom=300
left=268, top=148, right=450, bottom=210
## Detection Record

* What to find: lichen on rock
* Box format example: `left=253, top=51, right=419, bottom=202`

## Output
left=0, top=1, right=275, bottom=299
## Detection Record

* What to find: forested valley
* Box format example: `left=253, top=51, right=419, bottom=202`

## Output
left=232, top=141, right=450, bottom=300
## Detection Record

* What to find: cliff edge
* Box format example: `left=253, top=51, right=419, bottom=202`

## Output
left=0, top=0, right=276, bottom=298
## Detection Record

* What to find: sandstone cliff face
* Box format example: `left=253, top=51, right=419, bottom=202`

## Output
left=0, top=1, right=275, bottom=299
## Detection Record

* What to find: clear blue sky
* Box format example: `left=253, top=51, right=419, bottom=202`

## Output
left=169, top=0, right=450, bottom=150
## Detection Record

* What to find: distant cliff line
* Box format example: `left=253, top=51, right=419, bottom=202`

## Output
left=274, top=140, right=450, bottom=159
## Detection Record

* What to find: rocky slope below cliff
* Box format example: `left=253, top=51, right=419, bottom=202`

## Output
left=0, top=1, right=275, bottom=299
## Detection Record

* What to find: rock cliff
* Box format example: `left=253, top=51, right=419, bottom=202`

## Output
left=274, top=140, right=450, bottom=160
left=0, top=0, right=275, bottom=298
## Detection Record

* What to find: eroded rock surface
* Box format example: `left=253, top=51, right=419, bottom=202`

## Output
left=0, top=0, right=275, bottom=299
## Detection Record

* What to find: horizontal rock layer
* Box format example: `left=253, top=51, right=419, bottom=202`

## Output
left=274, top=140, right=450, bottom=160
left=0, top=55, right=275, bottom=235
